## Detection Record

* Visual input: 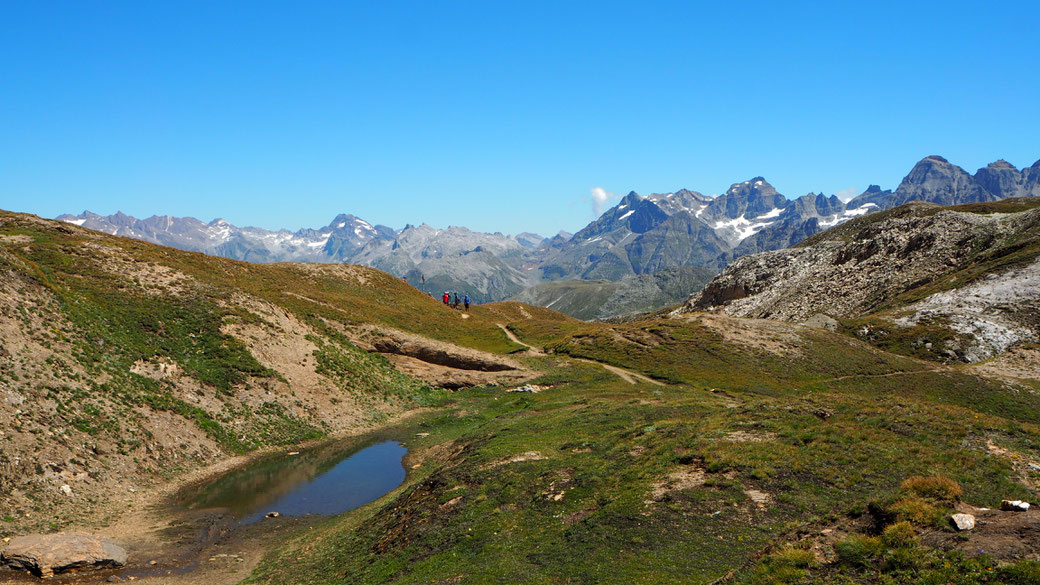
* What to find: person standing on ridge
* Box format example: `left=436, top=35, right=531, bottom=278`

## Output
left=443, top=291, right=449, bottom=305
left=464, top=295, right=470, bottom=311
left=453, top=293, right=460, bottom=309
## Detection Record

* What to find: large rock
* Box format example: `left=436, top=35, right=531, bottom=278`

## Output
left=1, top=533, right=127, bottom=577
left=950, top=513, right=975, bottom=531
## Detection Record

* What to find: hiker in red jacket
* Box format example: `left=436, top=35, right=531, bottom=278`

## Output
left=443, top=292, right=450, bottom=305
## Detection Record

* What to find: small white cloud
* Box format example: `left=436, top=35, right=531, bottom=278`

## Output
left=836, top=187, right=858, bottom=202
left=587, top=187, right=617, bottom=216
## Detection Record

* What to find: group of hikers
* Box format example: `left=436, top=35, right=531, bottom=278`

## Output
left=403, top=274, right=471, bottom=311
left=442, top=291, right=470, bottom=311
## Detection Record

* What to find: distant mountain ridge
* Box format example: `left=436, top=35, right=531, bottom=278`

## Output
left=848, top=156, right=1040, bottom=210
left=58, top=155, right=1040, bottom=315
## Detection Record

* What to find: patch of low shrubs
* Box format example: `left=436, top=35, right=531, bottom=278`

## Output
left=901, top=475, right=963, bottom=503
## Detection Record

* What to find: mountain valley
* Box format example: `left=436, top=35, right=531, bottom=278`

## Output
left=4, top=196, right=1040, bottom=583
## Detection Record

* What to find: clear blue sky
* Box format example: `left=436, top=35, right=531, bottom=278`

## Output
left=2, top=1, right=1038, bottom=236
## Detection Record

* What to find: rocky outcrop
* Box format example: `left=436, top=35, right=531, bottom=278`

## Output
left=349, top=326, right=522, bottom=373
left=679, top=202, right=1040, bottom=362
left=1, top=533, right=127, bottom=577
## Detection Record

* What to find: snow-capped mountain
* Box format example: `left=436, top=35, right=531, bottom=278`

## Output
left=56, top=155, right=1040, bottom=312
left=57, top=211, right=546, bottom=302
left=537, top=176, right=884, bottom=281
left=56, top=211, right=397, bottom=263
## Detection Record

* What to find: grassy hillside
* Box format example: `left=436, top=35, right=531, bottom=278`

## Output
left=0, top=210, right=528, bottom=533
left=246, top=314, right=1040, bottom=585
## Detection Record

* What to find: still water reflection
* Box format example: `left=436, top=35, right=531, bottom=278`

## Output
left=176, top=440, right=407, bottom=525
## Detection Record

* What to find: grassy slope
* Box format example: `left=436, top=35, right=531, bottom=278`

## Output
left=1, top=210, right=523, bottom=354
left=247, top=315, right=1040, bottom=585
left=0, top=211, right=529, bottom=531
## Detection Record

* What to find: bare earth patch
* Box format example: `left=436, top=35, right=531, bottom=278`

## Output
left=484, top=452, right=548, bottom=470
left=724, top=430, right=780, bottom=443
left=647, top=465, right=707, bottom=502
left=744, top=489, right=773, bottom=508
left=0, top=235, right=33, bottom=245
left=969, top=347, right=1040, bottom=383
left=679, top=313, right=806, bottom=356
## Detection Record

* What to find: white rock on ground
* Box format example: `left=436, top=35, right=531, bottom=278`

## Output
left=1, top=533, right=127, bottom=578
left=950, top=513, right=975, bottom=531
left=507, top=384, right=544, bottom=393
left=1001, top=499, right=1031, bottom=511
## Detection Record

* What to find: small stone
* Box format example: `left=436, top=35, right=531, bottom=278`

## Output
left=106, top=576, right=122, bottom=582
left=264, top=512, right=280, bottom=518
left=415, top=432, right=430, bottom=438
left=951, top=513, right=975, bottom=531
left=1001, top=499, right=1030, bottom=511
left=148, top=560, right=157, bottom=565
left=60, top=484, right=72, bottom=496
left=1028, top=463, right=1040, bottom=471
left=287, top=451, right=299, bottom=456
left=507, top=384, right=543, bottom=394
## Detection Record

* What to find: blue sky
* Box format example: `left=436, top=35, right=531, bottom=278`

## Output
left=2, top=1, right=1038, bottom=236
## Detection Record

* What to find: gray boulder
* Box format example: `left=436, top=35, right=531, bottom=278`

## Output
left=1, top=533, right=127, bottom=578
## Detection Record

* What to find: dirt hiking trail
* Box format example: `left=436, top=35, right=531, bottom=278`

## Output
left=497, top=324, right=664, bottom=386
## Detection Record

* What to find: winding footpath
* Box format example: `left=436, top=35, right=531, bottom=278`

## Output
left=497, top=324, right=665, bottom=386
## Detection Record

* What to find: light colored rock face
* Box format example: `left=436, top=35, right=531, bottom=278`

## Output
left=1, top=533, right=127, bottom=578
left=895, top=258, right=1040, bottom=361
left=951, top=513, right=976, bottom=531
left=680, top=204, right=1040, bottom=363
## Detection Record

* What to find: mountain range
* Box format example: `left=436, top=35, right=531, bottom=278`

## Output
left=58, top=155, right=1040, bottom=316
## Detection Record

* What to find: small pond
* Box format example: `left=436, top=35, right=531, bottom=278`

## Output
left=176, top=440, right=407, bottom=525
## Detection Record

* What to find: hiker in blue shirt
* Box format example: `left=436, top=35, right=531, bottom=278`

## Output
left=464, top=295, right=470, bottom=311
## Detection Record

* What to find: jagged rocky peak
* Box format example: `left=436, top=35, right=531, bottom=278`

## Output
left=790, top=192, right=843, bottom=218
left=985, top=159, right=1018, bottom=170
left=889, top=155, right=984, bottom=206
left=647, top=189, right=712, bottom=215
left=726, top=176, right=778, bottom=195
left=974, top=159, right=1024, bottom=197
left=903, top=155, right=968, bottom=182
left=710, top=177, right=787, bottom=221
